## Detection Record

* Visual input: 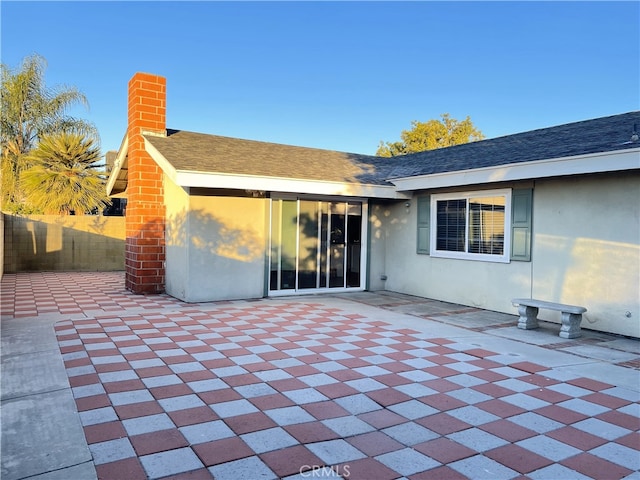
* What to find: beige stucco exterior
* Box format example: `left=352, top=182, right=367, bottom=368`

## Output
left=369, top=172, right=640, bottom=338
left=163, top=168, right=639, bottom=337
left=531, top=173, right=639, bottom=337
left=164, top=176, right=268, bottom=302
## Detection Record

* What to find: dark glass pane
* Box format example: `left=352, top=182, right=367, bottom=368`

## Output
left=436, top=199, right=466, bottom=252
left=298, top=201, right=319, bottom=289
left=329, top=203, right=346, bottom=287
left=280, top=200, right=297, bottom=289
left=319, top=203, right=329, bottom=288
left=346, top=205, right=361, bottom=287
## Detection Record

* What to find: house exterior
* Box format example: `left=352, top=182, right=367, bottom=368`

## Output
left=107, top=72, right=640, bottom=338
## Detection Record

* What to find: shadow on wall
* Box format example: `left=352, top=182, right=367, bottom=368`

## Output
left=163, top=205, right=267, bottom=301
left=166, top=208, right=264, bottom=263
left=4, top=214, right=126, bottom=273
left=534, top=233, right=640, bottom=336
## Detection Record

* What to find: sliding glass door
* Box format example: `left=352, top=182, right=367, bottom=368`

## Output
left=270, top=198, right=364, bottom=293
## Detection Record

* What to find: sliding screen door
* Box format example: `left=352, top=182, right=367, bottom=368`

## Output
left=270, top=199, right=363, bottom=293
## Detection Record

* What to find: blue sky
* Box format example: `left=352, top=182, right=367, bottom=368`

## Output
left=2, top=1, right=639, bottom=156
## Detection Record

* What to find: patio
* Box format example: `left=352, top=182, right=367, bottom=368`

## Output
left=1, top=272, right=638, bottom=480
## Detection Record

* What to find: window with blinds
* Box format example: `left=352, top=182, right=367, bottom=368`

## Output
left=431, top=190, right=511, bottom=262
left=436, top=199, right=466, bottom=252
left=468, top=196, right=505, bottom=255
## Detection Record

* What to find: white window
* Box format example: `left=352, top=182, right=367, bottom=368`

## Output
left=430, top=189, right=512, bottom=262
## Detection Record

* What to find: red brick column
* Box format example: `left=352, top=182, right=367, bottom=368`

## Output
left=125, top=73, right=166, bottom=294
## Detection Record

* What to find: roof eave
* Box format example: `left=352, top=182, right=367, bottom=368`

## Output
left=389, top=148, right=640, bottom=191
left=173, top=170, right=408, bottom=199
left=145, top=135, right=407, bottom=199
left=106, top=133, right=129, bottom=196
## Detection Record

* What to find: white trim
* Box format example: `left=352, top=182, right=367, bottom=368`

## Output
left=105, top=134, right=129, bottom=196
left=360, top=201, right=369, bottom=291
left=268, top=286, right=366, bottom=297
left=391, top=148, right=640, bottom=191
left=430, top=188, right=512, bottom=263
left=174, top=170, right=404, bottom=198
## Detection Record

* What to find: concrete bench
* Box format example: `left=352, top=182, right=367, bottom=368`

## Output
left=511, top=298, right=587, bottom=339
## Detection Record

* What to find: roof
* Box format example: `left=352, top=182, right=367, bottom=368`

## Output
left=145, top=129, right=400, bottom=186
left=107, top=111, right=640, bottom=198
left=387, top=111, right=640, bottom=179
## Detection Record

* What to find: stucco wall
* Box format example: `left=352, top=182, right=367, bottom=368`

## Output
left=374, top=172, right=640, bottom=338
left=371, top=194, right=531, bottom=313
left=164, top=178, right=268, bottom=302
left=3, top=214, right=125, bottom=272
left=164, top=178, right=190, bottom=301
left=531, top=173, right=639, bottom=337
left=367, top=201, right=388, bottom=292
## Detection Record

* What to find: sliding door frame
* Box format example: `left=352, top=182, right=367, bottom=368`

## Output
left=268, top=195, right=368, bottom=296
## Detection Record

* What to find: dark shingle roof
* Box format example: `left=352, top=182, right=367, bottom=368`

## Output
left=145, top=130, right=401, bottom=186
left=143, top=112, right=639, bottom=188
left=386, top=111, right=640, bottom=179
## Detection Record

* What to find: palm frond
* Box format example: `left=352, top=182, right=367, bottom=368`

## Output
left=20, top=132, right=111, bottom=214
left=2, top=54, right=101, bottom=212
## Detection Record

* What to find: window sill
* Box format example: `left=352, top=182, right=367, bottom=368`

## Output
left=430, top=251, right=510, bottom=263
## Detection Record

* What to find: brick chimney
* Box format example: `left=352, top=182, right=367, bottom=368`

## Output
left=125, top=73, right=166, bottom=294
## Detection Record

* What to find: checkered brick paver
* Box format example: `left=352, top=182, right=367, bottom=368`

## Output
left=50, top=296, right=639, bottom=480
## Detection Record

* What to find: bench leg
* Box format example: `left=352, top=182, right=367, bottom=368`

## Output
left=560, top=312, right=582, bottom=339
left=517, top=305, right=539, bottom=330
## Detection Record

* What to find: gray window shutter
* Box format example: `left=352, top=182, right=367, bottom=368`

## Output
left=417, top=195, right=430, bottom=254
left=511, top=188, right=532, bottom=261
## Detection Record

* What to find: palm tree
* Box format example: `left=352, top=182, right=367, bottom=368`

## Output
left=1, top=54, right=98, bottom=212
left=20, top=132, right=110, bottom=214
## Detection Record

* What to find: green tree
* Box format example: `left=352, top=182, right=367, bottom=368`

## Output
left=376, top=113, right=484, bottom=157
left=1, top=54, right=98, bottom=212
left=20, top=132, right=110, bottom=214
